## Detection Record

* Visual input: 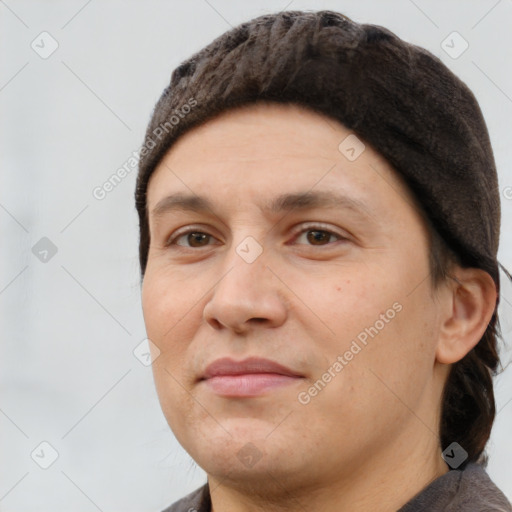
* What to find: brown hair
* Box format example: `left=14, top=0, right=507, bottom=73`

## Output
left=428, top=218, right=507, bottom=468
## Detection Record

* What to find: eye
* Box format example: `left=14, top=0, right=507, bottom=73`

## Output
left=291, top=225, right=347, bottom=246
left=165, top=224, right=348, bottom=249
left=166, top=228, right=218, bottom=248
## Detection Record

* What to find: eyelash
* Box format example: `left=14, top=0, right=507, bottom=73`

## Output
left=165, top=223, right=348, bottom=249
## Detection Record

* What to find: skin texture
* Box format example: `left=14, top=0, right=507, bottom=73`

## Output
left=141, top=102, right=496, bottom=512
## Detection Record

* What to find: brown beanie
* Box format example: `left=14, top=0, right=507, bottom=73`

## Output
left=135, top=9, right=502, bottom=292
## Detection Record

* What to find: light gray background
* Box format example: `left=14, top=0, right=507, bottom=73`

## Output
left=1, top=0, right=511, bottom=510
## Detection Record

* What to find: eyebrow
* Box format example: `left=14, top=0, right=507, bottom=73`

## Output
left=151, top=190, right=374, bottom=221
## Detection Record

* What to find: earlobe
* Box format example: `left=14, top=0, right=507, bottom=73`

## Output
left=435, top=268, right=497, bottom=365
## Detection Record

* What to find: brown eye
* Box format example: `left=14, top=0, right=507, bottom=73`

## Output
left=166, top=230, right=216, bottom=248
left=306, top=230, right=334, bottom=245
left=294, top=226, right=345, bottom=246
left=185, top=232, right=211, bottom=247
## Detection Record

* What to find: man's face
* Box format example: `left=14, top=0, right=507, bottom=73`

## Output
left=142, top=102, right=447, bottom=489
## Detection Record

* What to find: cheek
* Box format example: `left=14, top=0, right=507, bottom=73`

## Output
left=142, top=274, right=198, bottom=431
left=302, top=295, right=438, bottom=449
left=310, top=263, right=437, bottom=392
left=316, top=268, right=397, bottom=339
left=349, top=283, right=440, bottom=414
left=142, top=269, right=193, bottom=340
left=141, top=271, right=197, bottom=390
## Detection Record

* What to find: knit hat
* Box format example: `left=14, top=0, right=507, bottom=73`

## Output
left=135, top=9, right=502, bottom=291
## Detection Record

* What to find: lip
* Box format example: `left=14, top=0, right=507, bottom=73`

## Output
left=198, top=357, right=304, bottom=397
left=200, top=356, right=303, bottom=380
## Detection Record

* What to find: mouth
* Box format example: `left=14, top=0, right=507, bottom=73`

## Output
left=198, top=356, right=305, bottom=397
left=201, top=373, right=303, bottom=397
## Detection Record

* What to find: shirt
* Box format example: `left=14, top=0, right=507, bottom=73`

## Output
left=161, top=462, right=512, bottom=512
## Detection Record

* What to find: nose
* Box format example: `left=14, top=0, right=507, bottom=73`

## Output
left=202, top=245, right=288, bottom=335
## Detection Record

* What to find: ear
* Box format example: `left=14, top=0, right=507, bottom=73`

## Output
left=435, top=267, right=497, bottom=365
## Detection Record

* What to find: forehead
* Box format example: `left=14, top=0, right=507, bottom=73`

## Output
left=146, top=102, right=421, bottom=223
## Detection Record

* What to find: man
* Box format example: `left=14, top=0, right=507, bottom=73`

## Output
left=134, top=10, right=512, bottom=512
